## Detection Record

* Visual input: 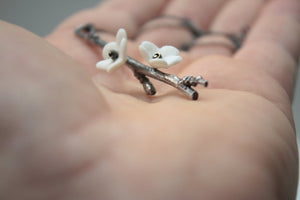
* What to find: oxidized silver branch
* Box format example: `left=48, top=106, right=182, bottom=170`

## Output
left=76, top=24, right=208, bottom=100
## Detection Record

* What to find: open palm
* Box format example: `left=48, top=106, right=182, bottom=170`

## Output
left=1, top=0, right=299, bottom=199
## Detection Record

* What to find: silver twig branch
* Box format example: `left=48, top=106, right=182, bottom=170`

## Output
left=75, top=24, right=208, bottom=100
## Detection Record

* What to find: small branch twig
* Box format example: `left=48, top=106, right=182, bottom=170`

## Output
left=75, top=24, right=208, bottom=100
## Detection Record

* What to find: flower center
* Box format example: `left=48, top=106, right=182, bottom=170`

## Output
left=109, top=50, right=119, bottom=61
left=152, top=52, right=162, bottom=59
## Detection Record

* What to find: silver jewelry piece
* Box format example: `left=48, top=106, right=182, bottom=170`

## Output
left=152, top=53, right=162, bottom=59
left=75, top=24, right=208, bottom=100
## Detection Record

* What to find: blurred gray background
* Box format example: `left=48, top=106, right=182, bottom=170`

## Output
left=0, top=0, right=300, bottom=198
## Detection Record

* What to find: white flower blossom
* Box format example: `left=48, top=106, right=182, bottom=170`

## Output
left=96, top=28, right=127, bottom=72
left=139, top=41, right=182, bottom=69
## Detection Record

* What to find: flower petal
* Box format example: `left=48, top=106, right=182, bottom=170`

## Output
left=139, top=41, right=159, bottom=61
left=159, top=46, right=180, bottom=57
left=164, top=55, right=182, bottom=67
left=96, top=57, right=125, bottom=73
left=116, top=28, right=127, bottom=45
left=106, top=58, right=125, bottom=72
left=96, top=59, right=114, bottom=71
left=96, top=28, right=128, bottom=73
left=149, top=59, right=168, bottom=68
left=102, top=42, right=119, bottom=59
left=118, top=38, right=127, bottom=59
left=107, top=38, right=127, bottom=72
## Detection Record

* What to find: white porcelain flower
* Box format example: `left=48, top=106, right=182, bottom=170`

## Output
left=96, top=28, right=127, bottom=72
left=139, top=41, right=182, bottom=69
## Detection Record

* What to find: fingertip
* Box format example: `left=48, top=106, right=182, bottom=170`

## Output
left=264, top=0, right=300, bottom=20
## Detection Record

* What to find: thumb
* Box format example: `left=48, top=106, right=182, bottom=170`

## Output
left=0, top=20, right=107, bottom=131
left=0, top=20, right=108, bottom=198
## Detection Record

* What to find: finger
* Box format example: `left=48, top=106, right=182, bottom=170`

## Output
left=135, top=0, right=227, bottom=48
left=0, top=20, right=107, bottom=113
left=235, top=0, right=300, bottom=100
left=183, top=1, right=300, bottom=120
left=51, top=0, right=169, bottom=37
left=189, top=0, right=266, bottom=57
left=0, top=21, right=121, bottom=196
left=183, top=55, right=294, bottom=123
left=0, top=20, right=109, bottom=166
left=211, top=0, right=266, bottom=34
left=46, top=0, right=169, bottom=74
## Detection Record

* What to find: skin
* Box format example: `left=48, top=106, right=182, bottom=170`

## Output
left=0, top=0, right=299, bottom=199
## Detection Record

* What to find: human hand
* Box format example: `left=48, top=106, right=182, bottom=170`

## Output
left=1, top=0, right=300, bottom=199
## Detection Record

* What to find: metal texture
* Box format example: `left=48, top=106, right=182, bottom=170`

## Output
left=75, top=24, right=208, bottom=100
